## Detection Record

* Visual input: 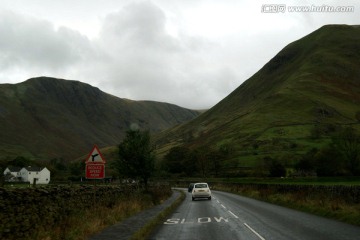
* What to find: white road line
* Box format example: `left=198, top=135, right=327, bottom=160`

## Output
left=216, top=200, right=220, bottom=203
left=228, top=210, right=239, bottom=219
left=221, top=204, right=226, bottom=209
left=244, top=223, right=265, bottom=240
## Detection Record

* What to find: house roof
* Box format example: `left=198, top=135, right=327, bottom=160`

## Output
left=6, top=166, right=22, bottom=172
left=23, top=166, right=44, bottom=172
left=5, top=166, right=49, bottom=173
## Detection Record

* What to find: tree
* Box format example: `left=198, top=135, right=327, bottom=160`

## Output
left=164, top=146, right=196, bottom=176
left=295, top=148, right=317, bottom=173
left=0, top=159, right=9, bottom=186
left=191, top=149, right=208, bottom=177
left=9, top=156, right=32, bottom=167
left=164, top=146, right=188, bottom=174
left=207, top=149, right=223, bottom=177
left=69, top=161, right=84, bottom=176
left=265, top=157, right=286, bottom=177
left=315, top=144, right=343, bottom=176
left=333, top=127, right=360, bottom=175
left=114, top=130, right=155, bottom=189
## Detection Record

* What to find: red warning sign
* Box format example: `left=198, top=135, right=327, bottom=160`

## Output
left=85, top=145, right=106, bottom=164
left=86, top=164, right=105, bottom=179
left=85, top=145, right=106, bottom=179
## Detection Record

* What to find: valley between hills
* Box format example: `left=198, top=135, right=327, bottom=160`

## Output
left=1, top=24, right=360, bottom=178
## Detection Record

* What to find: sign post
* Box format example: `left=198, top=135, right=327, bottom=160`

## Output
left=85, top=145, right=106, bottom=179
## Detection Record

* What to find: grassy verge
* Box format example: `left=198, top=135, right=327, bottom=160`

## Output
left=48, top=192, right=154, bottom=240
left=37, top=186, right=172, bottom=240
left=131, top=189, right=186, bottom=240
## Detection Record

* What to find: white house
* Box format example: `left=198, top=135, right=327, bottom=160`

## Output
left=3, top=166, right=50, bottom=184
left=3, top=166, right=22, bottom=181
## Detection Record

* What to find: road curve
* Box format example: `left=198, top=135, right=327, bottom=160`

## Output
left=149, top=189, right=360, bottom=240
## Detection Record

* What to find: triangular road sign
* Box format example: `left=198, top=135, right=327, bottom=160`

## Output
left=85, top=145, right=106, bottom=164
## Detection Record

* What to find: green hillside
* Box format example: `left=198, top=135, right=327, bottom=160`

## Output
left=154, top=25, right=360, bottom=174
left=0, top=77, right=200, bottom=161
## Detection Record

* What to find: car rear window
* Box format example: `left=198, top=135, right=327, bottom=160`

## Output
left=195, top=184, right=208, bottom=188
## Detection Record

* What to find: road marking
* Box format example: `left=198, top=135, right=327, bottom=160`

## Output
left=228, top=210, right=239, bottom=219
left=164, top=217, right=229, bottom=225
left=180, top=219, right=194, bottom=224
left=214, top=217, right=229, bottom=223
left=221, top=204, right=226, bottom=209
left=244, top=223, right=266, bottom=240
left=164, top=218, right=181, bottom=224
left=198, top=217, right=211, bottom=223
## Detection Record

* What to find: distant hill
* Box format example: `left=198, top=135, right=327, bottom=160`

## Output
left=0, top=77, right=201, bottom=160
left=154, top=25, right=360, bottom=168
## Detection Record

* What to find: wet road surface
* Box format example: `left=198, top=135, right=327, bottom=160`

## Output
left=149, top=189, right=360, bottom=240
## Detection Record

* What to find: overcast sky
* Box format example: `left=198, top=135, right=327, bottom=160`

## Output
left=0, top=0, right=358, bottom=109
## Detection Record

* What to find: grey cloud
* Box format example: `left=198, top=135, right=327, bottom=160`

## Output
left=0, top=2, right=241, bottom=109
left=0, top=10, right=94, bottom=72
left=91, top=1, right=226, bottom=109
left=102, top=1, right=166, bottom=46
left=99, top=1, right=184, bottom=55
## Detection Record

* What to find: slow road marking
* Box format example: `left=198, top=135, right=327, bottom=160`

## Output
left=164, top=217, right=229, bottom=224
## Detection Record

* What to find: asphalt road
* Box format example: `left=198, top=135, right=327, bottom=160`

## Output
left=149, top=189, right=360, bottom=240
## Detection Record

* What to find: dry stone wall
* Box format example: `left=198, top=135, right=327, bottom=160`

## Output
left=0, top=185, right=127, bottom=240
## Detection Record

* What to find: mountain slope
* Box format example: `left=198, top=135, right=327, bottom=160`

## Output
left=0, top=77, right=200, bottom=160
left=154, top=25, right=360, bottom=166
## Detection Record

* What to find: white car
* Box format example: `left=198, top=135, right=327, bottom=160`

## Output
left=192, top=183, right=211, bottom=200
